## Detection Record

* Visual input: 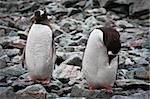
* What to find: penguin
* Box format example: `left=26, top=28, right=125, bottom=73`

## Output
left=82, top=27, right=121, bottom=92
left=25, top=9, right=56, bottom=84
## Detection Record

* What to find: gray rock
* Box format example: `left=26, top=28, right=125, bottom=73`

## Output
left=58, top=34, right=72, bottom=47
left=57, top=87, right=72, bottom=96
left=85, top=16, right=100, bottom=29
left=0, top=36, right=20, bottom=46
left=116, top=79, right=150, bottom=90
left=104, top=0, right=149, bottom=18
left=62, top=54, right=82, bottom=66
left=64, top=46, right=75, bottom=52
left=133, top=57, right=149, bottom=66
left=111, top=90, right=150, bottom=99
left=76, top=36, right=88, bottom=46
left=67, top=8, right=81, bottom=16
left=124, top=28, right=144, bottom=33
left=129, top=0, right=149, bottom=17
left=14, top=16, right=30, bottom=30
left=0, top=29, right=6, bottom=37
left=125, top=58, right=134, bottom=65
left=134, top=69, right=150, bottom=80
left=0, top=86, right=40, bottom=99
left=47, top=93, right=59, bottom=98
left=53, top=64, right=81, bottom=80
left=45, top=80, right=63, bottom=91
left=56, top=51, right=83, bottom=65
left=3, top=49, right=20, bottom=57
left=11, top=55, right=22, bottom=64
left=16, top=84, right=47, bottom=95
left=0, top=55, right=7, bottom=69
left=17, top=31, right=28, bottom=40
left=71, top=84, right=112, bottom=99
left=59, top=18, right=82, bottom=33
left=85, top=8, right=106, bottom=16
left=115, top=20, right=134, bottom=28
left=50, top=23, right=66, bottom=38
left=0, top=64, right=26, bottom=77
left=46, top=3, right=67, bottom=15
left=8, top=31, right=18, bottom=37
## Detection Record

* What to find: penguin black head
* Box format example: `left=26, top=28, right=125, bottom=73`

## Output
left=31, top=9, right=48, bottom=23
left=99, top=27, right=121, bottom=54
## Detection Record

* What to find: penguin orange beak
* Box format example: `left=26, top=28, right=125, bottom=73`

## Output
left=31, top=15, right=37, bottom=22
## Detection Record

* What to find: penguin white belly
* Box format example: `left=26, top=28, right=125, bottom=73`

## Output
left=26, top=24, right=54, bottom=79
left=82, top=29, right=118, bottom=87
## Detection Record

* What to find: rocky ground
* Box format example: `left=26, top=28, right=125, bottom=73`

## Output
left=0, top=0, right=149, bottom=99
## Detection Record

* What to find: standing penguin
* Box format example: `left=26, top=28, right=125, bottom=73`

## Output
left=25, top=10, right=56, bottom=84
left=82, top=27, right=121, bottom=92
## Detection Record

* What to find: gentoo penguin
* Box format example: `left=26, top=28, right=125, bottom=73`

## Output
left=82, top=27, right=121, bottom=92
left=25, top=9, right=56, bottom=84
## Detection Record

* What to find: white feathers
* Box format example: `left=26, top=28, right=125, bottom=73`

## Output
left=82, top=29, right=118, bottom=87
left=26, top=24, right=55, bottom=79
left=39, top=10, right=44, bottom=16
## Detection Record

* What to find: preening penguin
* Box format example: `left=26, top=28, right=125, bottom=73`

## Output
left=82, top=27, right=121, bottom=92
left=25, top=9, right=56, bottom=84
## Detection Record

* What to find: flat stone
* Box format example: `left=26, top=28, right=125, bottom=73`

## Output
left=16, top=84, right=47, bottom=96
left=62, top=54, right=82, bottom=67
left=2, top=49, right=20, bottom=58
left=85, top=16, right=100, bottom=28
left=134, top=69, right=150, bottom=80
left=116, top=79, right=150, bottom=90
left=46, top=3, right=67, bottom=15
left=132, top=57, right=149, bottom=66
left=0, top=64, right=26, bottom=77
left=0, top=55, right=8, bottom=69
left=115, top=20, right=134, bottom=28
left=111, top=90, right=150, bottom=99
left=71, top=84, right=112, bottom=99
left=53, top=64, right=81, bottom=80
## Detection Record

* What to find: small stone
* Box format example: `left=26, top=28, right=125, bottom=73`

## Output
left=16, top=84, right=47, bottom=95
left=17, top=31, right=28, bottom=40
left=133, top=57, right=149, bottom=66
left=62, top=54, right=82, bottom=66
left=0, top=64, right=26, bottom=77
left=130, top=39, right=143, bottom=49
left=0, top=55, right=7, bottom=69
left=115, top=20, right=134, bottom=28
left=71, top=84, right=112, bottom=99
left=85, top=16, right=99, bottom=28
left=0, top=29, right=6, bottom=36
left=85, top=8, right=106, bottom=15
left=3, top=49, right=20, bottom=58
left=57, top=87, right=72, bottom=96
left=125, top=58, right=134, bottom=65
left=8, top=31, right=18, bottom=37
left=116, top=79, right=150, bottom=90
left=134, top=69, right=150, bottom=80
left=111, top=90, right=150, bottom=99
left=46, top=3, right=67, bottom=15
left=53, top=64, right=81, bottom=80
left=12, top=55, right=22, bottom=64
left=76, top=36, right=88, bottom=46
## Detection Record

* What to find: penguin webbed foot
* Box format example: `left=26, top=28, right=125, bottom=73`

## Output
left=88, top=84, right=96, bottom=91
left=88, top=84, right=113, bottom=93
left=41, top=79, right=50, bottom=85
left=102, top=85, right=113, bottom=93
left=26, top=76, right=50, bottom=85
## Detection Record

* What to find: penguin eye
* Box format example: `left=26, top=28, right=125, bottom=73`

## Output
left=34, top=11, right=40, bottom=17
